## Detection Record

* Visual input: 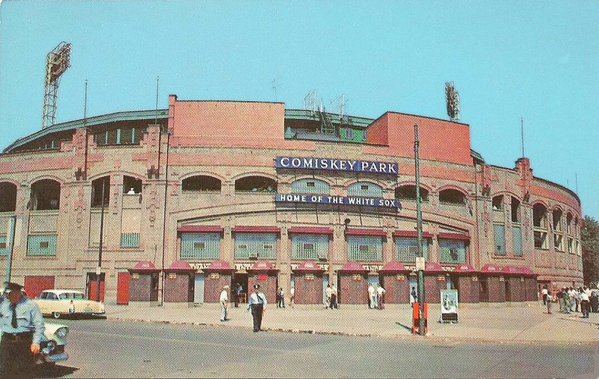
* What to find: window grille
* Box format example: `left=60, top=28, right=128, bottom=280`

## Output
left=27, top=235, right=57, bottom=256
left=439, top=239, right=467, bottom=264
left=348, top=182, right=383, bottom=197
left=494, top=224, right=506, bottom=256
left=395, top=238, right=429, bottom=262
left=291, top=234, right=328, bottom=260
left=181, top=233, right=220, bottom=260
left=291, top=179, right=330, bottom=194
left=512, top=226, right=523, bottom=256
left=121, top=233, right=140, bottom=248
left=234, top=233, right=277, bottom=259
left=348, top=236, right=382, bottom=262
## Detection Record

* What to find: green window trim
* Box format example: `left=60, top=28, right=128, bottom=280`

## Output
left=27, top=234, right=58, bottom=256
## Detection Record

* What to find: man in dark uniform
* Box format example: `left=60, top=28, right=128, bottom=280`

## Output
left=0, top=282, right=45, bottom=378
left=247, top=284, right=267, bottom=332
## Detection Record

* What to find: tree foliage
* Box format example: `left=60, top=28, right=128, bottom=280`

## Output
left=582, top=216, right=599, bottom=285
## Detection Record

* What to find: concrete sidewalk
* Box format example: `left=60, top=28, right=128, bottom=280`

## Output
left=106, top=301, right=599, bottom=345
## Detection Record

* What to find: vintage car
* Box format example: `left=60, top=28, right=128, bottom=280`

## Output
left=34, top=289, right=106, bottom=319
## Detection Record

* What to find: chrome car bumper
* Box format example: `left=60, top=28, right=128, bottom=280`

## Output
left=42, top=352, right=69, bottom=363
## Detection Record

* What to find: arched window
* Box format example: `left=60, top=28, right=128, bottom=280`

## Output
left=348, top=182, right=383, bottom=197
left=182, top=175, right=222, bottom=192
left=532, top=203, right=548, bottom=249
left=291, top=179, right=330, bottom=194
left=552, top=209, right=563, bottom=232
left=395, top=185, right=429, bottom=202
left=511, top=197, right=521, bottom=223
left=566, top=213, right=573, bottom=235
left=123, top=176, right=143, bottom=194
left=91, top=176, right=110, bottom=208
left=492, top=195, right=503, bottom=211
left=235, top=176, right=277, bottom=192
left=552, top=208, right=564, bottom=251
left=0, top=182, right=17, bottom=212
left=439, top=189, right=466, bottom=205
left=30, top=179, right=61, bottom=210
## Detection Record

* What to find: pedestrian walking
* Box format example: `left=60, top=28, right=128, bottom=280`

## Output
left=368, top=283, right=376, bottom=309
left=410, top=287, right=417, bottom=307
left=376, top=284, right=386, bottom=310
left=325, top=285, right=333, bottom=309
left=580, top=289, right=590, bottom=318
left=247, top=284, right=267, bottom=332
left=546, top=290, right=553, bottom=314
left=289, top=287, right=295, bottom=308
left=330, top=284, right=338, bottom=309
left=234, top=283, right=242, bottom=308
left=541, top=285, right=548, bottom=305
left=220, top=285, right=229, bottom=321
left=277, top=287, right=285, bottom=308
left=0, top=282, right=45, bottom=378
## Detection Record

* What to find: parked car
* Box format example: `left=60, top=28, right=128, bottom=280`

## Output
left=0, top=290, right=69, bottom=365
left=34, top=289, right=106, bottom=319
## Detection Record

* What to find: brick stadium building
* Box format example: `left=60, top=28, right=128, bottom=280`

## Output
left=0, top=95, right=583, bottom=305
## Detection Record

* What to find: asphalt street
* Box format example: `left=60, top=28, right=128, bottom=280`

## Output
left=39, top=318, right=599, bottom=378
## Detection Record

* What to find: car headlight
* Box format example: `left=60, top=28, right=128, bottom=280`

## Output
left=42, top=340, right=56, bottom=355
left=55, top=327, right=68, bottom=339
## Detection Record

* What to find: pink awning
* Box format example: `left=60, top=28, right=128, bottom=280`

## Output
left=392, top=230, right=434, bottom=239
left=248, top=261, right=279, bottom=272
left=232, top=226, right=280, bottom=234
left=129, top=260, right=160, bottom=273
left=453, top=264, right=478, bottom=275
left=437, top=232, right=470, bottom=241
left=164, top=260, right=196, bottom=272
left=480, top=264, right=504, bottom=275
left=425, top=262, right=445, bottom=274
left=177, top=225, right=224, bottom=233
left=203, top=260, right=234, bottom=273
left=345, top=228, right=387, bottom=237
left=288, top=227, right=333, bottom=236
left=338, top=261, right=369, bottom=274
left=379, top=261, right=409, bottom=273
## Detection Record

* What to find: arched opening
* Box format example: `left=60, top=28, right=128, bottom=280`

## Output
left=0, top=182, right=17, bottom=212
left=30, top=179, right=61, bottom=210
left=123, top=176, right=143, bottom=195
left=91, top=176, right=110, bottom=208
left=533, top=203, right=548, bottom=249
left=182, top=175, right=222, bottom=192
left=492, top=195, right=503, bottom=211
left=235, top=176, right=276, bottom=192
left=395, top=185, right=429, bottom=202
left=348, top=182, right=383, bottom=197
left=291, top=179, right=330, bottom=194
left=439, top=189, right=466, bottom=205
left=552, top=208, right=563, bottom=232
left=511, top=197, right=521, bottom=223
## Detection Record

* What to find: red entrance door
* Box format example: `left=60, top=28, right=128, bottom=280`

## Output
left=24, top=276, right=55, bottom=299
left=86, top=273, right=106, bottom=302
left=117, top=272, right=130, bottom=305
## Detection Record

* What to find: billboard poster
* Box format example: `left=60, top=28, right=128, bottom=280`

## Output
left=440, top=289, right=459, bottom=322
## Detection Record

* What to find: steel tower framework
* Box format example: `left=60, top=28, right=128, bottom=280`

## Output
left=42, top=42, right=71, bottom=129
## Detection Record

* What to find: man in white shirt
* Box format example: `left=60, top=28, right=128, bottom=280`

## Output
left=220, top=285, right=229, bottom=322
left=376, top=284, right=386, bottom=310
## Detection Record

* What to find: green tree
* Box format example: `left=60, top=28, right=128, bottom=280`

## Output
left=582, top=216, right=599, bottom=285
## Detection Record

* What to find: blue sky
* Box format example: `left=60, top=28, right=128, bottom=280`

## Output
left=1, top=1, right=598, bottom=219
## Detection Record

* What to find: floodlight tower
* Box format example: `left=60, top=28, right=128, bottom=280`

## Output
left=42, top=42, right=72, bottom=129
left=445, top=81, right=460, bottom=122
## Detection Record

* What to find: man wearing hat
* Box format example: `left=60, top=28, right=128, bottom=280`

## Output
left=247, top=284, right=267, bottom=332
left=0, top=282, right=45, bottom=378
left=219, top=285, right=230, bottom=322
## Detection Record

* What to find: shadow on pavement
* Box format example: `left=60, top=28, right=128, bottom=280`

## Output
left=34, top=364, right=78, bottom=378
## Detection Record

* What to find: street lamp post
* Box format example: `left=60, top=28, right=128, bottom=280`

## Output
left=414, top=124, right=426, bottom=336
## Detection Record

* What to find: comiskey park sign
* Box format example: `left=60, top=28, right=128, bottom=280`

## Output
left=275, top=157, right=398, bottom=175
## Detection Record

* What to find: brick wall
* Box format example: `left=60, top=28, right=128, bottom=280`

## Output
left=424, top=275, right=444, bottom=303
left=380, top=273, right=409, bottom=303
left=164, top=272, right=193, bottom=302
left=505, top=277, right=525, bottom=302
left=339, top=274, right=368, bottom=304
left=204, top=273, right=232, bottom=303
left=485, top=276, right=506, bottom=302
left=294, top=273, right=323, bottom=304
left=455, top=276, right=480, bottom=303
left=129, top=273, right=157, bottom=301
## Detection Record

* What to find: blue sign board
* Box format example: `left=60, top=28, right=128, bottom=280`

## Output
left=275, top=157, right=398, bottom=175
left=276, top=193, right=401, bottom=209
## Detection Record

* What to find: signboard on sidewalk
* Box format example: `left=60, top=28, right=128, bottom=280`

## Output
left=440, top=289, right=459, bottom=323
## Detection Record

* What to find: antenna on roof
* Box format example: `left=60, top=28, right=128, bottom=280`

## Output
left=154, top=76, right=160, bottom=126
left=272, top=78, right=281, bottom=101
left=83, top=80, right=88, bottom=123
left=520, top=117, right=525, bottom=158
left=445, top=81, right=460, bottom=122
left=304, top=90, right=317, bottom=115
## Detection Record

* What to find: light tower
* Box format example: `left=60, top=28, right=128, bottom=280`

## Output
left=445, top=81, right=460, bottom=122
left=42, top=42, right=72, bottom=129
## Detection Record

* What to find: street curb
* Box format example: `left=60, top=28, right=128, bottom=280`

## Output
left=108, top=316, right=598, bottom=346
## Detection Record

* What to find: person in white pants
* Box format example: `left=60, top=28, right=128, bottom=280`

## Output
left=220, top=285, right=229, bottom=321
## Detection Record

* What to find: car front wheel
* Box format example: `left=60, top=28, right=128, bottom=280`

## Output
left=52, top=312, right=61, bottom=319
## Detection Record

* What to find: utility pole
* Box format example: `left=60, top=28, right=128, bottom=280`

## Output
left=414, top=124, right=426, bottom=336
left=4, top=216, right=17, bottom=283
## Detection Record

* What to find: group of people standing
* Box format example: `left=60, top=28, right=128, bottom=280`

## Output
left=541, top=285, right=597, bottom=317
left=367, top=283, right=386, bottom=310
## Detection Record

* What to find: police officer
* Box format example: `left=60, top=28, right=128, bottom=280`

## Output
left=0, top=282, right=45, bottom=378
left=247, top=284, right=267, bottom=332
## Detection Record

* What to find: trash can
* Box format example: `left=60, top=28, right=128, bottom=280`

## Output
left=412, top=303, right=429, bottom=335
